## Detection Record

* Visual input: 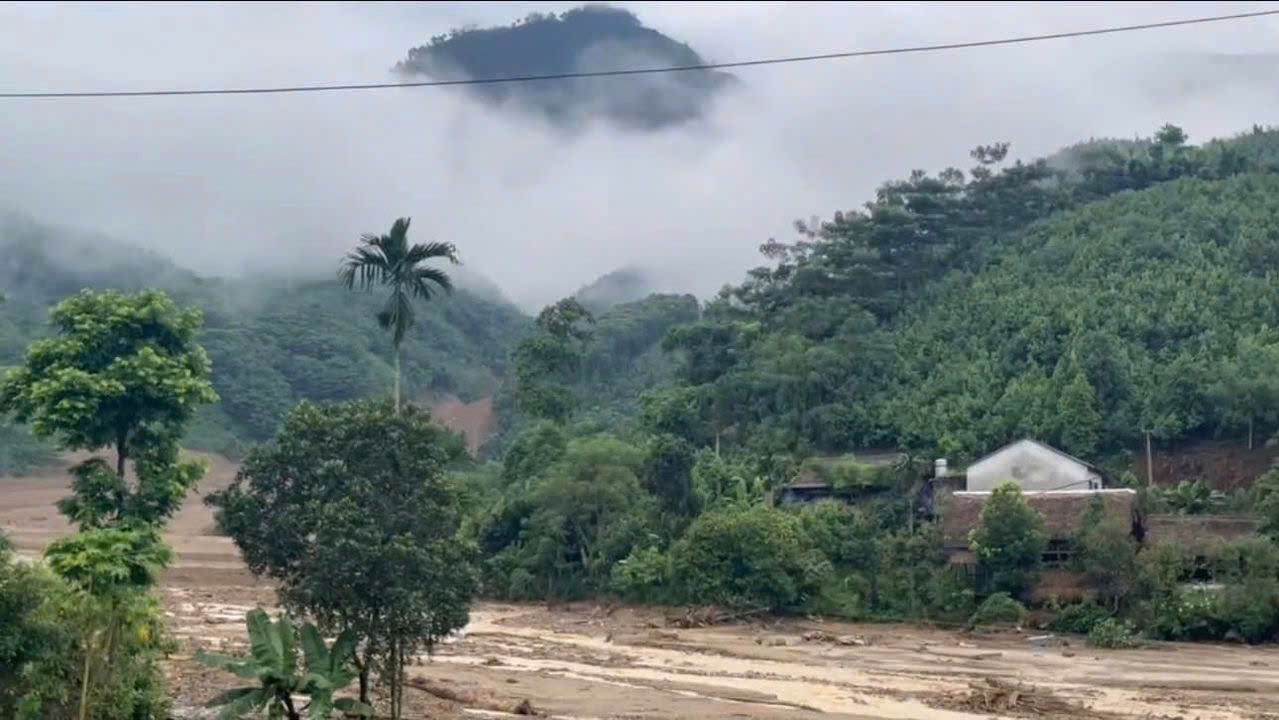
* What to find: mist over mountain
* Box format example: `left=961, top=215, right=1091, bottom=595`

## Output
left=0, top=212, right=531, bottom=459
left=393, top=4, right=737, bottom=133
left=573, top=265, right=657, bottom=312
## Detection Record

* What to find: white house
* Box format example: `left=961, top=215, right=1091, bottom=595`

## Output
left=964, top=438, right=1103, bottom=493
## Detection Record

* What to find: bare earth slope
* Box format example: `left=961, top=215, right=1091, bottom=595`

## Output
left=4, top=455, right=1278, bottom=719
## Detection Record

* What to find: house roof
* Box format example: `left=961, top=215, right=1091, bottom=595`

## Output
left=940, top=489, right=1136, bottom=547
left=968, top=438, right=1104, bottom=476
left=1143, top=514, right=1258, bottom=546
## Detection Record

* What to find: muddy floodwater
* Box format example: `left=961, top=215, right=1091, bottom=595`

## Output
left=5, top=456, right=1279, bottom=719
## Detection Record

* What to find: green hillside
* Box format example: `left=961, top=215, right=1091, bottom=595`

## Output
left=604, top=124, right=1279, bottom=465
left=393, top=4, right=736, bottom=131
left=0, top=214, right=532, bottom=464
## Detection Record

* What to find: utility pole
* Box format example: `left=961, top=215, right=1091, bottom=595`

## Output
left=1144, top=430, right=1154, bottom=488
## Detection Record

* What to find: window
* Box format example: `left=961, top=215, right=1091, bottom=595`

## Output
left=1042, top=539, right=1073, bottom=567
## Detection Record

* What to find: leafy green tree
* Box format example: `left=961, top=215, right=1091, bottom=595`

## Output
left=1253, top=469, right=1279, bottom=539
left=500, top=420, right=568, bottom=488
left=196, top=609, right=372, bottom=720
left=515, top=435, right=656, bottom=595
left=43, top=527, right=171, bottom=720
left=511, top=298, right=595, bottom=423
left=208, top=400, right=477, bottom=717
left=969, top=482, right=1046, bottom=598
left=339, top=217, right=459, bottom=413
left=1213, top=332, right=1279, bottom=449
left=670, top=506, right=828, bottom=611
left=642, top=433, right=698, bottom=516
left=0, top=288, right=217, bottom=493
left=0, top=288, right=216, bottom=720
left=1072, top=495, right=1139, bottom=611
left=1054, top=365, right=1102, bottom=457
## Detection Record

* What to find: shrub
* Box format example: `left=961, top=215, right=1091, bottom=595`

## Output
left=611, top=546, right=672, bottom=603
left=1049, top=603, right=1111, bottom=635
left=669, top=506, right=828, bottom=611
left=969, top=592, right=1028, bottom=627
left=1087, top=618, right=1142, bottom=649
left=1211, top=579, right=1279, bottom=643
left=1148, top=587, right=1221, bottom=641
left=0, top=549, right=170, bottom=720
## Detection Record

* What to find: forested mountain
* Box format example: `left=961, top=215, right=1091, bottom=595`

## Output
left=573, top=265, right=659, bottom=313
left=393, top=4, right=736, bottom=132
left=0, top=213, right=532, bottom=463
left=563, top=124, right=1279, bottom=466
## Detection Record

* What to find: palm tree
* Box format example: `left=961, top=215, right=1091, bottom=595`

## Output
left=339, top=217, right=458, bottom=413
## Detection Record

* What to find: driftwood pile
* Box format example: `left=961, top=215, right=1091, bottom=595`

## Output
left=664, top=605, right=768, bottom=628
left=946, top=677, right=1097, bottom=718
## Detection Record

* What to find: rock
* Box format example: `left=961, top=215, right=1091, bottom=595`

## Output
left=836, top=635, right=867, bottom=646
left=1062, top=651, right=1076, bottom=658
left=765, top=636, right=790, bottom=647
left=1249, top=660, right=1269, bottom=667
left=803, top=630, right=836, bottom=643
left=483, top=656, right=504, bottom=666
left=512, top=698, right=539, bottom=715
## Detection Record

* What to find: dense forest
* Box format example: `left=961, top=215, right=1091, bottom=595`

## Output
left=614, top=124, right=1279, bottom=465
left=392, top=4, right=736, bottom=132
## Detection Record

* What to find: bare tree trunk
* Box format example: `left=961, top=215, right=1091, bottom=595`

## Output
left=355, top=648, right=372, bottom=706
left=78, top=639, right=93, bottom=720
left=394, top=347, right=401, bottom=415
left=115, top=438, right=127, bottom=479
left=1249, top=417, right=1255, bottom=450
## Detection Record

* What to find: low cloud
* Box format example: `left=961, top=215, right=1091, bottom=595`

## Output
left=1, top=1, right=1276, bottom=310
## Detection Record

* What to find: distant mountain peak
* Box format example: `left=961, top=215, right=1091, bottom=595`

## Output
left=393, top=4, right=736, bottom=132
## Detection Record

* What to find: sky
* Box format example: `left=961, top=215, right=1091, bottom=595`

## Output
left=1, top=1, right=1278, bottom=310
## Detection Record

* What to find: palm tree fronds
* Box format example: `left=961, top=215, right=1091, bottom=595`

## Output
left=403, top=241, right=459, bottom=267
left=339, top=216, right=456, bottom=412
left=338, top=246, right=391, bottom=291
left=411, top=267, right=453, bottom=299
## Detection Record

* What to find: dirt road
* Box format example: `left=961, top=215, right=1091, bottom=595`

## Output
left=5, top=455, right=1279, bottom=720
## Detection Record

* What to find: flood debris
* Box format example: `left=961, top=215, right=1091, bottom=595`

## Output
left=938, top=677, right=1106, bottom=718
left=664, top=605, right=768, bottom=628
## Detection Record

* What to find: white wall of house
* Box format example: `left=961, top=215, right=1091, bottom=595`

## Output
left=965, top=439, right=1101, bottom=492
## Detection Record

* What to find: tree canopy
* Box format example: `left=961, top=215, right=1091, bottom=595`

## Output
left=208, top=399, right=478, bottom=714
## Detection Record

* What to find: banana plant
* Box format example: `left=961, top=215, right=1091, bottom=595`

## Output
left=196, top=609, right=372, bottom=720
left=1160, top=480, right=1227, bottom=515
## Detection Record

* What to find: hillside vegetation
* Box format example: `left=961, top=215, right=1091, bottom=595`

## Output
left=460, top=122, right=1279, bottom=645
left=0, top=214, right=702, bottom=471
left=393, top=4, right=735, bottom=132
left=631, top=125, right=1279, bottom=464
left=0, top=214, right=531, bottom=464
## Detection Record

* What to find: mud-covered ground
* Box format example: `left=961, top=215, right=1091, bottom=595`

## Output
left=5, top=456, right=1279, bottom=720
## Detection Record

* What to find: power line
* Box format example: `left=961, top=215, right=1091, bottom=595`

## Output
left=2, top=8, right=1277, bottom=100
